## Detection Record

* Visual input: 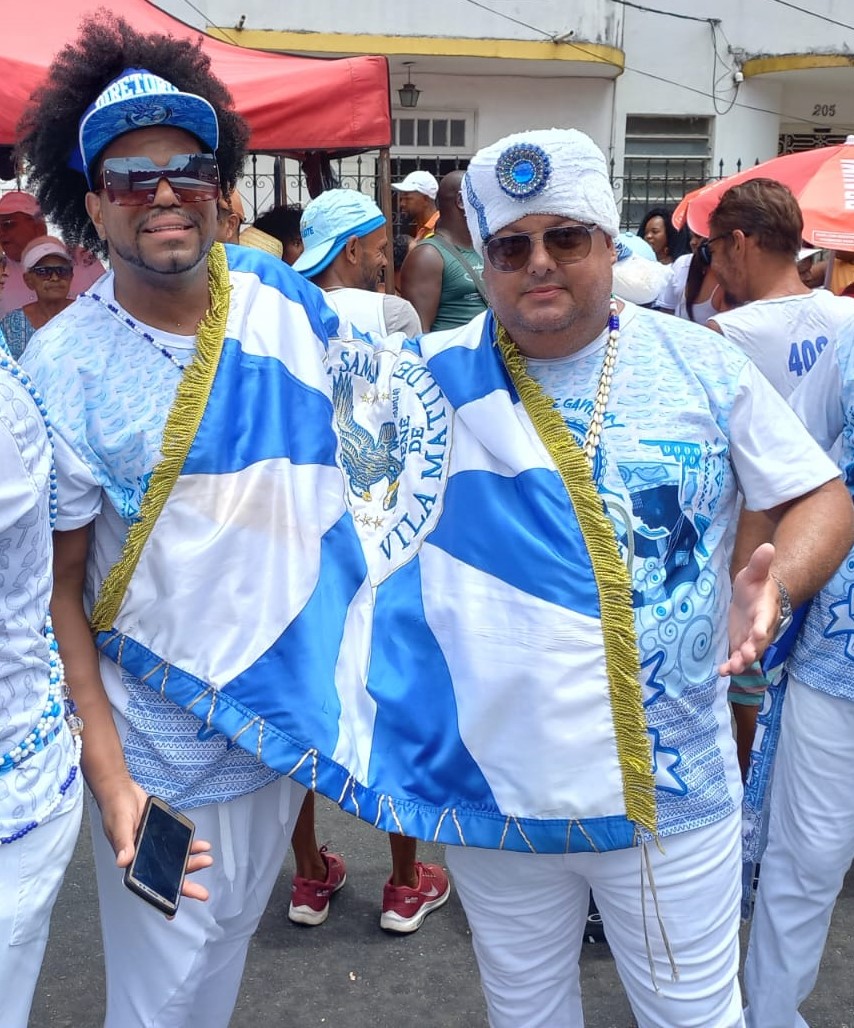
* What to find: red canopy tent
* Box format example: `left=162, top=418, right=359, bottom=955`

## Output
left=2, top=2, right=397, bottom=276
left=1, top=2, right=392, bottom=155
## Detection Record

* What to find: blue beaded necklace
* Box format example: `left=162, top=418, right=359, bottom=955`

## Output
left=85, top=291, right=188, bottom=372
left=0, top=354, right=83, bottom=845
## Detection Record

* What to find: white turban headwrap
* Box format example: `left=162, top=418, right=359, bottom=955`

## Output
left=462, top=128, right=620, bottom=255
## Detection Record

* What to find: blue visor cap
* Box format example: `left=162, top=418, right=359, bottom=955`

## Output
left=75, top=68, right=220, bottom=187
left=293, top=188, right=386, bottom=279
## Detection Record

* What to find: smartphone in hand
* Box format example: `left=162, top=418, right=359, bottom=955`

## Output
left=123, top=795, right=195, bottom=917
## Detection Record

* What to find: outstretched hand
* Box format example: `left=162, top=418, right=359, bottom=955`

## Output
left=721, top=542, right=780, bottom=677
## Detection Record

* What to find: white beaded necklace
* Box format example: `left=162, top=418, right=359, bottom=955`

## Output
left=0, top=355, right=83, bottom=845
left=581, top=296, right=620, bottom=467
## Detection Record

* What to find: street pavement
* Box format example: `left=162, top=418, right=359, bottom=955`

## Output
left=32, top=796, right=853, bottom=1027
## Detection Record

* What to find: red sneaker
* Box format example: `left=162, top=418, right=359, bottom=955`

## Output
left=288, top=847, right=347, bottom=926
left=380, top=862, right=451, bottom=934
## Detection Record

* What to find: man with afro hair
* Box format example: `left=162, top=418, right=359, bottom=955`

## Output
left=18, top=16, right=352, bottom=1027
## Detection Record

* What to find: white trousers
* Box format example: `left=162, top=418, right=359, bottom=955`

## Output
left=0, top=775, right=83, bottom=1028
left=91, top=775, right=303, bottom=1028
left=744, top=675, right=854, bottom=1028
left=446, top=811, right=744, bottom=1028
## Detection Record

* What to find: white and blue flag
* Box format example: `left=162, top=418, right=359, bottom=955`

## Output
left=91, top=258, right=655, bottom=854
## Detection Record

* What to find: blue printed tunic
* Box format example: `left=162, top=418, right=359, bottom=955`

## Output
left=0, top=359, right=79, bottom=836
left=22, top=247, right=337, bottom=808
left=789, top=314, right=854, bottom=703
left=420, top=303, right=838, bottom=838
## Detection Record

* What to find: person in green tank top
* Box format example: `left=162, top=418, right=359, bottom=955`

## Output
left=400, top=170, right=488, bottom=332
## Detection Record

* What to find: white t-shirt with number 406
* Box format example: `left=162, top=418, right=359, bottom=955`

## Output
left=710, top=289, right=854, bottom=397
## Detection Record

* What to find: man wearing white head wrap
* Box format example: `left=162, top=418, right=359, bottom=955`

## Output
left=462, top=128, right=620, bottom=251
left=403, top=128, right=854, bottom=1026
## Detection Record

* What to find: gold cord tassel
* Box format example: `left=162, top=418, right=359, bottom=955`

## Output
left=92, top=243, right=232, bottom=633
left=496, top=322, right=656, bottom=836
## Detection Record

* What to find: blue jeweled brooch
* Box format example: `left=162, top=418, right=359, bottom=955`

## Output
left=495, top=143, right=551, bottom=200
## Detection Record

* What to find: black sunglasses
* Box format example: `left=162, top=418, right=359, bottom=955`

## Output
left=30, top=264, right=73, bottom=281
left=485, top=224, right=598, bottom=272
left=96, top=153, right=220, bottom=207
left=698, top=232, right=733, bottom=266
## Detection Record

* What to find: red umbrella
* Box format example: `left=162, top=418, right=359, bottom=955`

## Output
left=673, top=137, right=854, bottom=250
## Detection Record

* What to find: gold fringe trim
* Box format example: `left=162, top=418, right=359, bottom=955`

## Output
left=496, top=322, right=656, bottom=836
left=91, top=243, right=232, bottom=632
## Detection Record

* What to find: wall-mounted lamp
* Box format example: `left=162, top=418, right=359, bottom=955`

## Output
left=398, top=63, right=420, bottom=109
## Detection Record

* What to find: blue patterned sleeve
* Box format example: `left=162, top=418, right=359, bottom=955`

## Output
left=20, top=326, right=104, bottom=530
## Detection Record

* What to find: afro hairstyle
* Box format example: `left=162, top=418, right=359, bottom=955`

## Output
left=16, top=11, right=249, bottom=257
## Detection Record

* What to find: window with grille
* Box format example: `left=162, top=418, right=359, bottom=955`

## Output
left=779, top=129, right=848, bottom=154
left=621, top=115, right=711, bottom=230
left=392, top=113, right=472, bottom=153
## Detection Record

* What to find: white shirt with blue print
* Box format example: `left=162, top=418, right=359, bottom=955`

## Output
left=711, top=289, right=854, bottom=398
left=21, top=275, right=280, bottom=809
left=525, top=303, right=839, bottom=837
left=789, top=315, right=854, bottom=703
left=0, top=363, right=79, bottom=837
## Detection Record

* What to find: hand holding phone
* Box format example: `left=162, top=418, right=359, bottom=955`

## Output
left=123, top=795, right=196, bottom=917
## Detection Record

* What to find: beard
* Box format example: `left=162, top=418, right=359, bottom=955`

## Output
left=108, top=210, right=212, bottom=278
left=358, top=257, right=381, bottom=292
left=490, top=280, right=614, bottom=358
left=113, top=247, right=209, bottom=276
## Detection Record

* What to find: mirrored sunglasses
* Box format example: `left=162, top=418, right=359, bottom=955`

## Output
left=96, top=153, right=221, bottom=207
left=30, top=264, right=73, bottom=280
left=485, top=224, right=598, bottom=272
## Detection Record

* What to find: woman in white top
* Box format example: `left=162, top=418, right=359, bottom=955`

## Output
left=659, top=233, right=730, bottom=323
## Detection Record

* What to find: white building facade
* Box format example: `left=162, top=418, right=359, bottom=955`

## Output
left=157, top=0, right=854, bottom=228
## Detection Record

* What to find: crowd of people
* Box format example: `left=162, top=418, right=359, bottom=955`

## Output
left=3, top=13, right=854, bottom=1028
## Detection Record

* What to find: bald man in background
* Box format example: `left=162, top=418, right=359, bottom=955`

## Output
left=400, top=170, right=487, bottom=332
